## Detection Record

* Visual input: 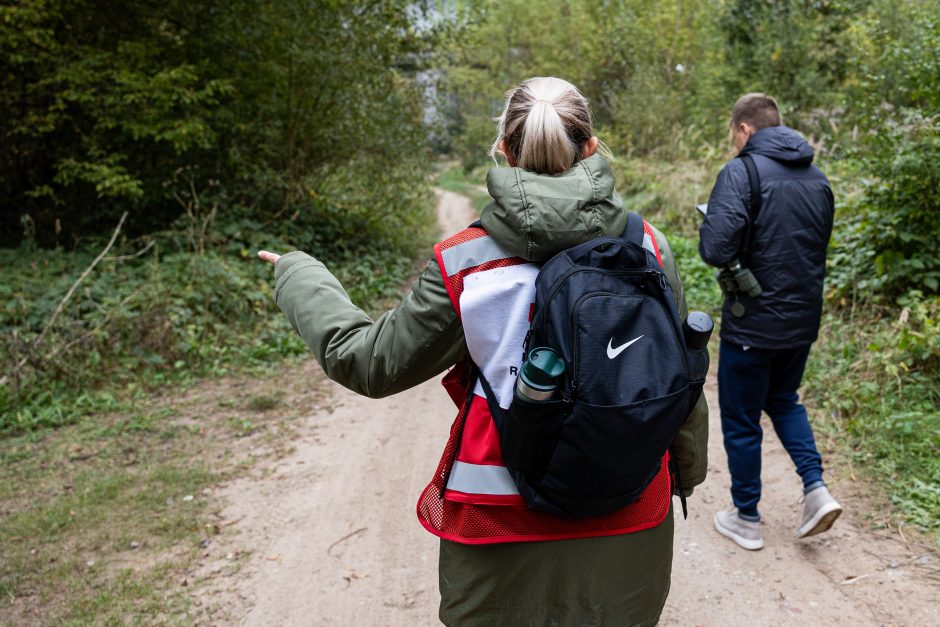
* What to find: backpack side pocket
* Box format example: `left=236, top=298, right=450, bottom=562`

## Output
left=501, top=397, right=569, bottom=482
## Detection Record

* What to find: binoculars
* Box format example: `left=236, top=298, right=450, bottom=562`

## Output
left=717, top=261, right=762, bottom=317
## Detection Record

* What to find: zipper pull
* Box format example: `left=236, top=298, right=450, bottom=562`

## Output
left=564, top=379, right=579, bottom=403
left=658, top=272, right=667, bottom=291
left=522, top=329, right=533, bottom=362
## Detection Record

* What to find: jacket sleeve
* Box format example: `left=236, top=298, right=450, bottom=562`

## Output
left=273, top=251, right=468, bottom=398
left=651, top=225, right=709, bottom=493
left=698, top=159, right=750, bottom=268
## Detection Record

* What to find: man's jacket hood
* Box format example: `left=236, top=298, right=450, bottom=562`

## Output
left=480, top=154, right=627, bottom=262
left=739, top=126, right=814, bottom=167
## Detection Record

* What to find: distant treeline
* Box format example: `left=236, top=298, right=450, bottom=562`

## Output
left=4, top=0, right=937, bottom=296
left=2, top=0, right=937, bottom=299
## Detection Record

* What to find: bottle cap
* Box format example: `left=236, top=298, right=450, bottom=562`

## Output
left=520, top=347, right=566, bottom=391
left=683, top=311, right=714, bottom=350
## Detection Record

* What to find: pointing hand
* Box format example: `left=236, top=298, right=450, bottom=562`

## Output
left=258, top=250, right=281, bottom=264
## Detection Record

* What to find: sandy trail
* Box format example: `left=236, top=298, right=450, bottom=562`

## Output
left=196, top=190, right=938, bottom=626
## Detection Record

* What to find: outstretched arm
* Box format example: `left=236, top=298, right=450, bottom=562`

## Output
left=263, top=250, right=467, bottom=398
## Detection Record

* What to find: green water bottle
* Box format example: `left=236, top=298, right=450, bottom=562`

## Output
left=514, top=347, right=566, bottom=402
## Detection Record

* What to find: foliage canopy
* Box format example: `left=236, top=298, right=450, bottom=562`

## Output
left=0, top=0, right=438, bottom=249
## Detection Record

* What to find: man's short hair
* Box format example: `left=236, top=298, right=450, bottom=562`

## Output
left=731, top=93, right=782, bottom=130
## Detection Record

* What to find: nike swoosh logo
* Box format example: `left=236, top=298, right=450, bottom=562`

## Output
left=607, top=335, right=644, bottom=359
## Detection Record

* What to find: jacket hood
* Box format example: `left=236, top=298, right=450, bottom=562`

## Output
left=739, top=126, right=814, bottom=166
left=480, top=153, right=627, bottom=262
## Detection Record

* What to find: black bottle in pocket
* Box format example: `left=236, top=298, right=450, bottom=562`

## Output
left=683, top=311, right=713, bottom=381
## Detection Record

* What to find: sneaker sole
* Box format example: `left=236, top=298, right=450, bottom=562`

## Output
left=713, top=513, right=764, bottom=550
left=798, top=502, right=843, bottom=538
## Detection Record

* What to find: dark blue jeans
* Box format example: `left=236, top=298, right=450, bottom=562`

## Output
left=718, top=340, right=824, bottom=519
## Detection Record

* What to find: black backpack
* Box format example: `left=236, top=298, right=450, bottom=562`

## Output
left=479, top=211, right=707, bottom=519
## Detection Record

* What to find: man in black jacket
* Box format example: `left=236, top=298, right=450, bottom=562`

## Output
left=699, top=94, right=841, bottom=551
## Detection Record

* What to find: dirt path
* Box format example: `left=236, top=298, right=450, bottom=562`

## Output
left=195, top=190, right=938, bottom=626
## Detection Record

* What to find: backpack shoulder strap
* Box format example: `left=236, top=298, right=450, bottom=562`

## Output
left=739, top=154, right=762, bottom=219
left=738, top=154, right=762, bottom=261
left=622, top=211, right=645, bottom=246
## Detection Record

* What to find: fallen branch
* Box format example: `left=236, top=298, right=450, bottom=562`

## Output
left=4, top=211, right=128, bottom=379
left=104, top=239, right=155, bottom=262
left=837, top=552, right=933, bottom=587
left=10, top=330, right=20, bottom=402
left=840, top=573, right=871, bottom=585
left=41, top=292, right=139, bottom=364
left=38, top=212, right=128, bottom=346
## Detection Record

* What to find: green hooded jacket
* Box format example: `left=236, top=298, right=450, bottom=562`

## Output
left=272, top=154, right=708, bottom=625
left=273, top=153, right=707, bottom=493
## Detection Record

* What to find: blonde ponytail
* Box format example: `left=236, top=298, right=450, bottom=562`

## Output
left=490, top=77, right=595, bottom=175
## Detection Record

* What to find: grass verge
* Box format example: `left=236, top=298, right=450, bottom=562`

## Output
left=1, top=191, right=438, bottom=621
left=0, top=361, right=331, bottom=624
left=803, top=304, right=940, bottom=544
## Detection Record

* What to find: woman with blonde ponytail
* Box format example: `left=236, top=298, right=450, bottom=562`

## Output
left=260, top=77, right=708, bottom=625
left=490, top=76, right=601, bottom=175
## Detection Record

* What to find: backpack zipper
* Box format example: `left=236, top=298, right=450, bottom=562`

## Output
left=532, top=268, right=660, bottom=331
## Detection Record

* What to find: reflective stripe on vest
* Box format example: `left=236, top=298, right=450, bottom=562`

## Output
left=447, top=460, right=517, bottom=495
left=441, top=235, right=515, bottom=274
left=433, top=228, right=532, bottom=497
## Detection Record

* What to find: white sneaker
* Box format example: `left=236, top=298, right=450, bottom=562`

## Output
left=714, top=508, right=764, bottom=550
left=798, top=485, right=842, bottom=538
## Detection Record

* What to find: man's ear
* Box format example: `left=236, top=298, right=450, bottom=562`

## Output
left=498, top=139, right=518, bottom=167
left=738, top=123, right=756, bottom=139
left=582, top=136, right=599, bottom=159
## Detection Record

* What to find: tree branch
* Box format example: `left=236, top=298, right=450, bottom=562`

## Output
left=104, top=239, right=155, bottom=262
left=8, top=211, right=128, bottom=377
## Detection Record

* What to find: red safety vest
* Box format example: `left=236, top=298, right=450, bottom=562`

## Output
left=416, top=223, right=674, bottom=544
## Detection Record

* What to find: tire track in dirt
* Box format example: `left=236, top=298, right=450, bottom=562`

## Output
left=194, top=190, right=938, bottom=626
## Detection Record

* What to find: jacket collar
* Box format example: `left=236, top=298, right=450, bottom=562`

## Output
left=480, top=154, right=628, bottom=262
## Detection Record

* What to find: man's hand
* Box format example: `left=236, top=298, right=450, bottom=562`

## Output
left=258, top=250, right=281, bottom=264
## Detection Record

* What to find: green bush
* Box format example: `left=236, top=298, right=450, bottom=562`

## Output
left=828, top=112, right=940, bottom=300
left=0, top=188, right=436, bottom=433
left=615, top=154, right=724, bottom=237
left=668, top=235, right=723, bottom=317
left=0, top=1, right=439, bottom=247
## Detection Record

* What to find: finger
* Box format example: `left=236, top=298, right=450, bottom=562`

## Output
left=257, top=250, right=280, bottom=264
